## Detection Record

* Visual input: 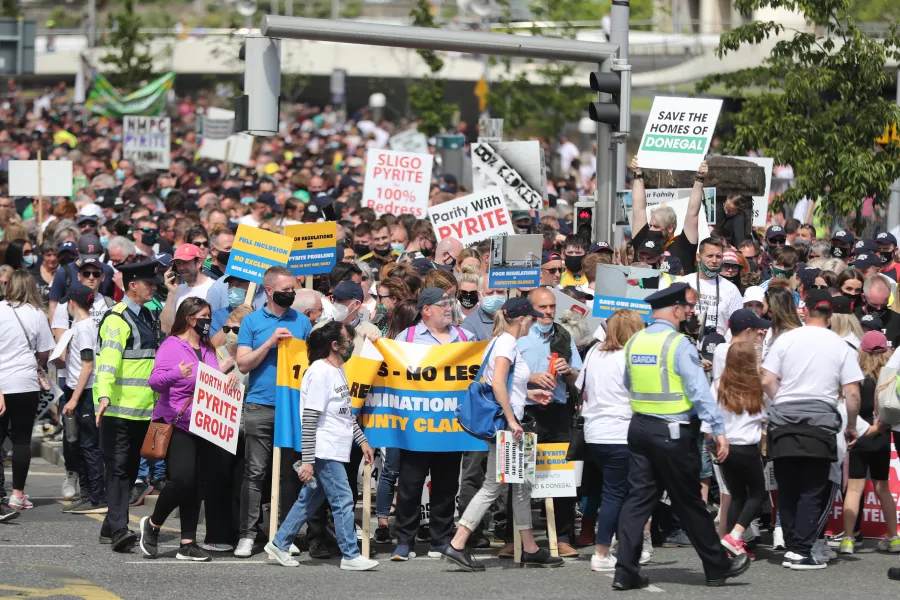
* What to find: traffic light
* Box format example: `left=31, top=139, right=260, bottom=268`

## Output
left=587, top=68, right=631, bottom=134
left=234, top=35, right=282, bottom=136
left=574, top=200, right=594, bottom=240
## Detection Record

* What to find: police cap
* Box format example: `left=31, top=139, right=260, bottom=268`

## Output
left=118, top=260, right=164, bottom=286
left=644, top=282, right=691, bottom=310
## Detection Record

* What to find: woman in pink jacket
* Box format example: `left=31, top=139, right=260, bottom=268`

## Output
left=138, top=297, right=238, bottom=562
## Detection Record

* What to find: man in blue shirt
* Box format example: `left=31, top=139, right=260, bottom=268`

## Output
left=517, top=287, right=582, bottom=557
left=234, top=266, right=312, bottom=558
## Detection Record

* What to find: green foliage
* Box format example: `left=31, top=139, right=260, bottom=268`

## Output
left=696, top=0, right=900, bottom=221
left=100, top=0, right=160, bottom=91
left=848, top=0, right=900, bottom=23
left=48, top=6, right=82, bottom=29
left=0, top=0, right=18, bottom=17
left=406, top=0, right=455, bottom=136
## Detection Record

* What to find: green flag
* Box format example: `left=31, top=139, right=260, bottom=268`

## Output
left=86, top=72, right=176, bottom=119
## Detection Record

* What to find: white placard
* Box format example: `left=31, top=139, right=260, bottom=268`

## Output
left=9, top=160, right=73, bottom=197
left=472, top=141, right=546, bottom=212
left=123, top=116, right=171, bottom=170
left=737, top=156, right=774, bottom=227
left=49, top=329, right=75, bottom=363
left=624, top=187, right=716, bottom=236
left=478, top=117, right=504, bottom=143
left=427, top=186, right=513, bottom=247
left=362, top=148, right=433, bottom=218
left=198, top=107, right=254, bottom=166
left=496, top=430, right=537, bottom=484
left=389, top=129, right=429, bottom=154
left=188, top=362, right=244, bottom=455
left=638, top=97, right=723, bottom=171
left=531, top=443, right=577, bottom=499
left=203, top=117, right=235, bottom=141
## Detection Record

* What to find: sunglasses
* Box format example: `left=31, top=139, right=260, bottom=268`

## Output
left=81, top=270, right=103, bottom=279
left=222, top=325, right=240, bottom=334
left=192, top=240, right=209, bottom=248
left=377, top=294, right=392, bottom=301
left=812, top=284, right=828, bottom=289
left=543, top=267, right=563, bottom=274
left=139, top=227, right=157, bottom=233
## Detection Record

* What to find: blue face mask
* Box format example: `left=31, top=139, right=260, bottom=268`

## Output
left=228, top=287, right=247, bottom=308
left=115, top=168, right=125, bottom=182
left=481, top=295, right=505, bottom=314
left=536, top=320, right=553, bottom=334
left=391, top=243, right=405, bottom=253
left=160, top=187, right=172, bottom=199
left=100, top=235, right=109, bottom=249
left=23, top=255, right=36, bottom=268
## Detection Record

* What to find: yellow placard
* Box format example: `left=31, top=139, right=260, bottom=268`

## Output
left=535, top=443, right=573, bottom=472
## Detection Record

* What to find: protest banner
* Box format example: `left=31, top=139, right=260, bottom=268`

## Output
left=189, top=363, right=243, bottom=454
left=737, top=156, right=774, bottom=227
left=427, top=187, right=513, bottom=247
left=123, top=116, right=171, bottom=170
left=203, top=117, right=234, bottom=141
left=824, top=450, right=900, bottom=538
left=225, top=225, right=292, bottom=284
left=531, top=443, right=577, bottom=499
left=472, top=141, right=547, bottom=211
left=284, top=222, right=338, bottom=276
left=496, top=430, right=537, bottom=484
left=363, top=148, right=433, bottom=217
left=621, top=187, right=716, bottom=232
left=389, top=129, right=429, bottom=154
left=487, top=234, right=542, bottom=289
left=638, top=97, right=723, bottom=171
left=198, top=107, right=254, bottom=165
left=592, top=264, right=661, bottom=323
left=9, top=160, right=73, bottom=197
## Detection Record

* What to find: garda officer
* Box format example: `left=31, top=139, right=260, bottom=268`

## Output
left=94, top=260, right=162, bottom=551
left=359, top=219, right=402, bottom=278
left=613, top=283, right=750, bottom=590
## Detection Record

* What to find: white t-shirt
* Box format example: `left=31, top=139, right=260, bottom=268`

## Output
left=557, top=141, right=580, bottom=172
left=0, top=302, right=56, bottom=394
left=51, top=295, right=113, bottom=331
left=711, top=340, right=729, bottom=381
left=762, top=326, right=863, bottom=406
left=483, top=333, right=531, bottom=421
left=238, top=214, right=262, bottom=228
left=174, top=277, right=216, bottom=309
left=676, top=274, right=744, bottom=337
left=701, top=379, right=764, bottom=445
left=576, top=347, right=632, bottom=444
left=300, top=360, right=354, bottom=462
left=65, top=317, right=97, bottom=390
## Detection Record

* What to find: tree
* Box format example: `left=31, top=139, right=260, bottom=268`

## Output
left=100, top=0, right=158, bottom=91
left=696, top=0, right=900, bottom=222
left=0, top=0, right=19, bottom=18
left=406, top=0, right=456, bottom=136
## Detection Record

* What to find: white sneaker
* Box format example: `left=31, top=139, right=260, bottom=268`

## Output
left=877, top=536, right=900, bottom=553
left=610, top=534, right=618, bottom=549
left=773, top=526, right=785, bottom=550
left=289, top=544, right=301, bottom=556
left=782, top=551, right=802, bottom=567
left=640, top=531, right=652, bottom=564
left=591, top=553, right=617, bottom=572
left=234, top=538, right=254, bottom=558
left=264, top=541, right=299, bottom=567
left=62, top=472, right=78, bottom=500
left=341, top=556, right=379, bottom=571
left=748, top=519, right=761, bottom=542
left=8, top=494, right=33, bottom=510
left=199, top=543, right=234, bottom=552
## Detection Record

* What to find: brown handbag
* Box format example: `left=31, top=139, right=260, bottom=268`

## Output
left=140, top=399, right=192, bottom=460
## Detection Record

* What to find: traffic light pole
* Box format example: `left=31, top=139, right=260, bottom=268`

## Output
left=595, top=58, right=615, bottom=246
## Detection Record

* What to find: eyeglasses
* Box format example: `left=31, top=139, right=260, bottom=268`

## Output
left=433, top=300, right=453, bottom=309
left=222, top=325, right=240, bottom=334
left=192, top=240, right=209, bottom=248
left=81, top=270, right=103, bottom=279
left=542, top=267, right=563, bottom=274
left=377, top=294, right=392, bottom=301
left=139, top=227, right=157, bottom=233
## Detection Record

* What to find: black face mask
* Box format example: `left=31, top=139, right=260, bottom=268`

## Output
left=680, top=314, right=700, bottom=337
left=564, top=254, right=584, bottom=273
left=216, top=250, right=231, bottom=266
left=420, top=243, right=435, bottom=259
left=443, top=256, right=457, bottom=269
left=879, top=251, right=893, bottom=265
left=843, top=292, right=861, bottom=304
left=193, top=317, right=211, bottom=338
left=373, top=246, right=392, bottom=257
left=141, top=231, right=159, bottom=247
left=353, top=243, right=371, bottom=257
left=830, top=245, right=846, bottom=259
left=867, top=304, right=886, bottom=319
left=458, top=290, right=478, bottom=309
left=59, top=255, right=76, bottom=266
left=272, top=290, right=296, bottom=308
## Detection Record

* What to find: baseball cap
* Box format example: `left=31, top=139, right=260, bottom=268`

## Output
left=77, top=256, right=103, bottom=270
left=76, top=214, right=98, bottom=226
left=410, top=258, right=434, bottom=276
left=173, top=243, right=203, bottom=262
left=77, top=234, right=103, bottom=257
left=333, top=281, right=364, bottom=303
left=62, top=282, right=95, bottom=308
left=876, top=232, right=897, bottom=246
left=852, top=239, right=878, bottom=256
left=542, top=251, right=562, bottom=266
left=722, top=250, right=741, bottom=266
left=58, top=241, right=78, bottom=255
left=659, top=255, right=683, bottom=276
left=861, top=330, right=889, bottom=354
left=589, top=241, right=613, bottom=254
left=795, top=265, right=821, bottom=289
left=636, top=238, right=663, bottom=259
left=77, top=203, right=105, bottom=221
left=831, top=295, right=853, bottom=315
left=831, top=230, right=854, bottom=245
left=700, top=332, right=727, bottom=362
left=743, top=286, right=765, bottom=304
left=765, top=225, right=785, bottom=240
left=501, top=297, right=545, bottom=319
left=154, top=252, right=173, bottom=268
left=206, top=165, right=221, bottom=179
left=416, top=287, right=450, bottom=312
left=860, top=313, right=883, bottom=332
left=510, top=210, right=532, bottom=224
left=805, top=289, right=835, bottom=312
left=728, top=308, right=770, bottom=334
left=257, top=192, right=283, bottom=213
left=851, top=253, right=880, bottom=269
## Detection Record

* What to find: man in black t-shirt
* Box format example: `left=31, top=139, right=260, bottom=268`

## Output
left=854, top=275, right=900, bottom=349
left=629, top=155, right=707, bottom=275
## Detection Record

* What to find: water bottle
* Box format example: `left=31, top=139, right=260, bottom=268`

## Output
left=292, top=460, right=318, bottom=490
left=63, top=413, right=78, bottom=443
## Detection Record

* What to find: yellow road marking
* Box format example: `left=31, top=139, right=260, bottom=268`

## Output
left=0, top=564, right=121, bottom=599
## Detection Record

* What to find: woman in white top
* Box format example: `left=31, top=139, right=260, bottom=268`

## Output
left=704, top=342, right=767, bottom=557
left=577, top=309, right=645, bottom=572
left=264, top=321, right=378, bottom=572
left=442, top=297, right=560, bottom=571
left=0, top=271, right=55, bottom=510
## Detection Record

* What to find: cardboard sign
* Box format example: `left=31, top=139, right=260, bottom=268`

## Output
left=531, top=443, right=577, bottom=499
left=284, top=222, right=338, bottom=276
left=737, top=156, right=774, bottom=227
left=123, top=116, right=171, bottom=170
left=9, top=160, right=73, bottom=197
left=472, top=141, right=546, bottom=211
left=225, top=225, right=292, bottom=284
left=622, top=187, right=716, bottom=233
left=638, top=97, right=723, bottom=171
left=389, top=129, right=429, bottom=154
left=198, top=107, right=253, bottom=165
left=427, top=187, right=513, bottom=247
left=496, top=430, right=537, bottom=484
left=189, top=363, right=243, bottom=454
left=478, top=117, right=503, bottom=143
left=487, top=234, right=541, bottom=289
left=203, top=117, right=235, bottom=141
left=362, top=148, right=433, bottom=218
left=551, top=288, right=606, bottom=335
left=592, top=264, right=661, bottom=323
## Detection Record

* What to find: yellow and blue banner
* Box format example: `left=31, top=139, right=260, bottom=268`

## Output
left=225, top=225, right=293, bottom=284
left=284, top=222, right=338, bottom=276
left=488, top=267, right=540, bottom=289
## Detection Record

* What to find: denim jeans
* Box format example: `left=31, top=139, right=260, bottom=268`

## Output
left=585, top=443, right=630, bottom=546
left=273, top=458, right=360, bottom=560
left=375, top=448, right=400, bottom=520
left=74, top=390, right=105, bottom=503
left=137, top=457, right=166, bottom=483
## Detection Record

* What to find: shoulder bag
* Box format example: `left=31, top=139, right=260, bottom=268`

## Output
left=11, top=305, right=52, bottom=392
left=876, top=365, right=900, bottom=426
left=140, top=397, right=192, bottom=460
left=456, top=339, right=516, bottom=441
left=566, top=343, right=601, bottom=462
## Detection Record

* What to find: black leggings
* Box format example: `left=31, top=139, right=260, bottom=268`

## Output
left=152, top=428, right=202, bottom=540
left=719, top=443, right=767, bottom=532
left=0, top=392, right=39, bottom=490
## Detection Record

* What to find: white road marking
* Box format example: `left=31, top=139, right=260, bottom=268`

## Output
left=125, top=560, right=268, bottom=564
left=0, top=545, right=75, bottom=548
left=604, top=573, right=665, bottom=593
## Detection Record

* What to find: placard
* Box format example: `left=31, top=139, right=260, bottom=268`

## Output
left=478, top=117, right=503, bottom=143
left=203, top=117, right=235, bottom=141
left=198, top=107, right=254, bottom=165
left=592, top=264, right=661, bottom=323
left=737, top=156, right=774, bottom=227
left=622, top=187, right=716, bottom=232
left=638, top=97, right=723, bottom=171
left=487, top=234, right=541, bottom=289
left=496, top=430, right=537, bottom=484
left=225, top=224, right=292, bottom=284
left=123, top=116, right=171, bottom=170
left=389, top=129, right=429, bottom=154
left=363, top=148, right=433, bottom=218
left=531, top=443, right=577, bottom=499
left=9, top=160, right=73, bottom=197
left=427, top=187, right=513, bottom=247
left=472, top=141, right=546, bottom=211
left=189, top=363, right=244, bottom=454
left=284, top=222, right=338, bottom=276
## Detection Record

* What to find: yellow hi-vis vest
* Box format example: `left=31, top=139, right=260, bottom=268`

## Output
left=624, top=328, right=693, bottom=415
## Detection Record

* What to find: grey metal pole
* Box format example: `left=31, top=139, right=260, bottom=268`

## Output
left=331, top=0, right=339, bottom=20
left=889, top=69, right=900, bottom=234
left=88, top=0, right=96, bottom=48
left=481, top=15, right=490, bottom=117
left=271, top=0, right=279, bottom=15
left=594, top=58, right=614, bottom=244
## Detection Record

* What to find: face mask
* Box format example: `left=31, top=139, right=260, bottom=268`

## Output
left=225, top=331, right=239, bottom=352
left=193, top=317, right=211, bottom=337
left=115, top=168, right=125, bottom=182
left=332, top=302, right=349, bottom=322
left=160, top=187, right=173, bottom=199
left=23, top=255, right=36, bottom=268
left=420, top=243, right=435, bottom=259
left=843, top=292, right=861, bottom=304
left=100, top=235, right=109, bottom=249
left=353, top=243, right=371, bottom=257
left=879, top=251, right=893, bottom=265
left=458, top=290, right=478, bottom=309
left=771, top=266, right=793, bottom=279
left=699, top=262, right=721, bottom=277
left=830, top=245, right=845, bottom=259
left=272, top=290, right=296, bottom=308
left=680, top=314, right=700, bottom=336
left=536, top=320, right=553, bottom=334
left=867, top=305, right=886, bottom=319
left=216, top=250, right=231, bottom=266
left=391, top=243, right=405, bottom=253
left=564, top=254, right=584, bottom=273
left=228, top=287, right=247, bottom=308
left=515, top=226, right=530, bottom=235
left=481, top=295, right=505, bottom=314
left=374, top=246, right=391, bottom=257
left=339, top=343, right=354, bottom=361
left=141, top=231, right=158, bottom=247
left=443, top=256, right=457, bottom=269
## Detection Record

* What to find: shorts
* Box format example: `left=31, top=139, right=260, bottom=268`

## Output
left=699, top=437, right=713, bottom=479
left=848, top=446, right=890, bottom=481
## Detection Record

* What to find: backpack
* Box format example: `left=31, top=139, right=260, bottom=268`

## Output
left=456, top=338, right=515, bottom=441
